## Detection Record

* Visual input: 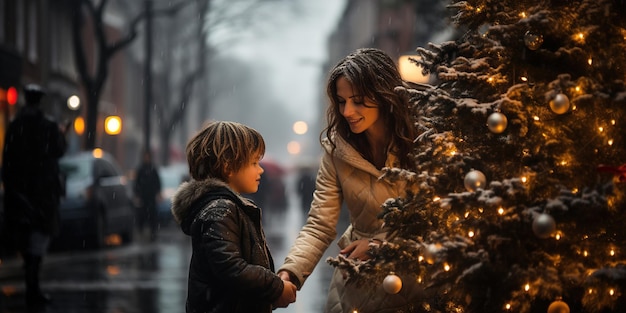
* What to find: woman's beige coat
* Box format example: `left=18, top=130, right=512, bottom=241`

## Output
left=278, top=135, right=421, bottom=313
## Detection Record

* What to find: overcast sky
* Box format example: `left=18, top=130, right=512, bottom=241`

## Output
left=229, top=0, right=345, bottom=120
left=208, top=0, right=347, bottom=164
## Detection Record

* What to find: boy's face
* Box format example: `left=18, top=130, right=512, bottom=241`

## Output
left=227, top=156, right=264, bottom=194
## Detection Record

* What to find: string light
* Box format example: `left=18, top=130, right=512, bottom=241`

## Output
left=525, top=283, right=530, bottom=292
left=519, top=12, right=527, bottom=18
left=443, top=263, right=451, bottom=271
left=468, top=230, right=475, bottom=237
left=575, top=32, right=585, bottom=42
left=498, top=207, right=505, bottom=215
left=588, top=58, right=593, bottom=65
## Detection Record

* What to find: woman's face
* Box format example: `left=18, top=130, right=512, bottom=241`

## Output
left=336, top=76, right=384, bottom=136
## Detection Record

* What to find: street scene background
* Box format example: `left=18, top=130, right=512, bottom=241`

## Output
left=0, top=172, right=348, bottom=313
left=0, top=0, right=450, bottom=312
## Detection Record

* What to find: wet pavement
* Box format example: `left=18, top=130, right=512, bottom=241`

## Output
left=0, top=173, right=347, bottom=313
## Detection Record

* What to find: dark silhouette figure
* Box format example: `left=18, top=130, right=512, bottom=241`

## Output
left=296, top=166, right=316, bottom=213
left=133, top=150, right=162, bottom=241
left=2, top=84, right=67, bottom=309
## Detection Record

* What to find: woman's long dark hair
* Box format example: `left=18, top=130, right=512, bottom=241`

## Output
left=322, top=48, right=416, bottom=169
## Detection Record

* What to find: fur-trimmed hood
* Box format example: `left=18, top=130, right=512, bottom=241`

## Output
left=170, top=177, right=255, bottom=234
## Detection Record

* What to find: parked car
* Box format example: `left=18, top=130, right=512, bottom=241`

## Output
left=52, top=149, right=134, bottom=249
left=156, top=162, right=189, bottom=226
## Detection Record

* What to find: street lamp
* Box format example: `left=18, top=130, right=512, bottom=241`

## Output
left=293, top=121, right=308, bottom=135
left=105, top=115, right=122, bottom=135
left=287, top=141, right=301, bottom=155
left=74, top=116, right=85, bottom=135
left=67, top=95, right=81, bottom=111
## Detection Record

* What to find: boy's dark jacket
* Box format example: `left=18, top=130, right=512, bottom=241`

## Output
left=171, top=178, right=283, bottom=313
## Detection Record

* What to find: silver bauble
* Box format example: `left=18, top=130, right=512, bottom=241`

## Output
left=383, top=273, right=403, bottom=294
left=487, top=112, right=508, bottom=133
left=550, top=93, right=570, bottom=114
left=423, top=243, right=442, bottom=264
left=532, top=213, right=556, bottom=238
left=524, top=31, right=544, bottom=50
left=464, top=170, right=487, bottom=192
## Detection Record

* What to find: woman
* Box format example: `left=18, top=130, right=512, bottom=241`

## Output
left=278, top=48, right=420, bottom=312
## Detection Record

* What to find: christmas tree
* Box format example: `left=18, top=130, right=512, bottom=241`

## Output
left=328, top=0, right=626, bottom=312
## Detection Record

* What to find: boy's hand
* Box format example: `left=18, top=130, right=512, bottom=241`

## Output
left=273, top=280, right=297, bottom=308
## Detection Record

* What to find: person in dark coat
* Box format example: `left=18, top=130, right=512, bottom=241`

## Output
left=296, top=165, right=317, bottom=212
left=2, top=84, right=67, bottom=308
left=133, top=150, right=162, bottom=241
left=170, top=121, right=296, bottom=313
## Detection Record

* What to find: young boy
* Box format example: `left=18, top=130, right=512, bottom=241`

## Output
left=171, top=121, right=297, bottom=312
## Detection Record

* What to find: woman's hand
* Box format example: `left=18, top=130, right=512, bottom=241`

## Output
left=277, top=270, right=291, bottom=282
left=339, top=239, right=372, bottom=261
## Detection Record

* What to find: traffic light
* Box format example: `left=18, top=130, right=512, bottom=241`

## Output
left=6, top=86, right=18, bottom=105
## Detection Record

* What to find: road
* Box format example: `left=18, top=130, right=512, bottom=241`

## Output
left=0, top=173, right=347, bottom=313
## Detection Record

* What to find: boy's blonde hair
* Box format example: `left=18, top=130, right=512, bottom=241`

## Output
left=186, top=121, right=265, bottom=181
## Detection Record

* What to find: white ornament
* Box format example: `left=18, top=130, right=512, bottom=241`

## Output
left=550, top=93, right=570, bottom=114
left=487, top=112, right=508, bottom=133
left=383, top=273, right=402, bottom=294
left=532, top=213, right=556, bottom=238
left=464, top=170, right=487, bottom=192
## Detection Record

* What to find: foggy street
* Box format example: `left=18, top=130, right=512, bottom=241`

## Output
left=0, top=173, right=346, bottom=313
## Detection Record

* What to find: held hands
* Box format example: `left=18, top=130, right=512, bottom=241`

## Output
left=272, top=279, right=297, bottom=308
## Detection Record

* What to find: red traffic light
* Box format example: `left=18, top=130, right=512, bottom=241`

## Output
left=7, top=86, right=17, bottom=105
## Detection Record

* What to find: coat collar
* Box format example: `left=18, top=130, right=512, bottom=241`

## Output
left=170, top=177, right=254, bottom=226
left=321, top=134, right=399, bottom=177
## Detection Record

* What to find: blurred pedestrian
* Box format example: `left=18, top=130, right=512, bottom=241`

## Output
left=171, top=121, right=296, bottom=312
left=277, top=48, right=422, bottom=312
left=296, top=165, right=316, bottom=212
left=133, top=150, right=162, bottom=241
left=2, top=84, right=67, bottom=309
